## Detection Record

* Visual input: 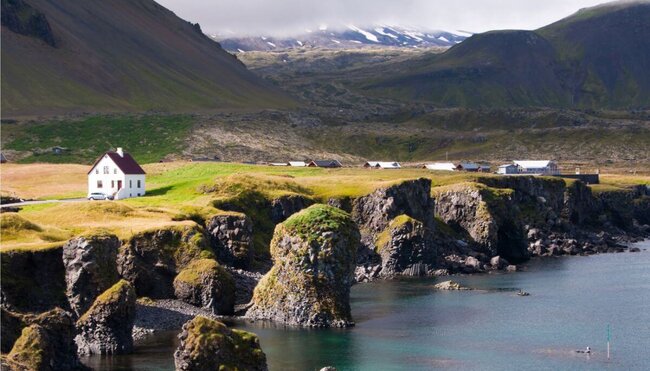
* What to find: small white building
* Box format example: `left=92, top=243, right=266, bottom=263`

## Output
left=513, top=160, right=559, bottom=175
left=497, top=164, right=519, bottom=174
left=364, top=161, right=401, bottom=169
left=425, top=162, right=457, bottom=171
left=288, top=161, right=308, bottom=167
left=88, top=148, right=146, bottom=199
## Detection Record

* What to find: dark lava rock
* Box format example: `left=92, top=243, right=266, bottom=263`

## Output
left=206, top=213, right=254, bottom=269
left=173, top=259, right=235, bottom=315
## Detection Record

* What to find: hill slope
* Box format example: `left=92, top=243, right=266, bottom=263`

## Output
left=0, top=0, right=293, bottom=117
left=362, top=1, right=650, bottom=108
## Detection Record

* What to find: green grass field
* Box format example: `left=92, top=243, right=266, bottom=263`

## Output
left=2, top=161, right=648, bottom=251
left=2, top=115, right=195, bottom=164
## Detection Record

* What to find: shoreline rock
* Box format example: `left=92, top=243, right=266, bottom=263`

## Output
left=174, top=316, right=267, bottom=371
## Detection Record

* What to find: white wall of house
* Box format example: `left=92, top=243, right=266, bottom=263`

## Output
left=88, top=155, right=145, bottom=199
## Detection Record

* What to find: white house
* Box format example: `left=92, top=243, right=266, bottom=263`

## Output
left=497, top=164, right=519, bottom=174
left=88, top=148, right=146, bottom=199
left=288, top=161, right=308, bottom=167
left=513, top=160, right=559, bottom=175
left=425, top=162, right=457, bottom=171
left=364, top=161, right=401, bottom=169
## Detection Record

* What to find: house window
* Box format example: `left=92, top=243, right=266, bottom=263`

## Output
left=95, top=169, right=99, bottom=174
left=103, top=166, right=109, bottom=174
left=137, top=180, right=141, bottom=188
left=114, top=168, right=117, bottom=174
left=129, top=180, right=132, bottom=188
left=97, top=180, right=103, bottom=188
left=111, top=180, right=115, bottom=188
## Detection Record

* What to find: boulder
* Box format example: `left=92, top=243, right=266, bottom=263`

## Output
left=75, top=280, right=136, bottom=355
left=206, top=213, right=254, bottom=269
left=490, top=256, right=509, bottom=269
left=464, top=256, right=482, bottom=271
left=506, top=265, right=518, bottom=272
left=433, top=280, right=471, bottom=290
left=62, top=233, right=120, bottom=317
left=117, top=225, right=210, bottom=298
left=174, top=316, right=267, bottom=371
left=4, top=308, right=86, bottom=371
left=247, top=204, right=360, bottom=327
left=375, top=215, right=436, bottom=277
left=173, top=259, right=235, bottom=315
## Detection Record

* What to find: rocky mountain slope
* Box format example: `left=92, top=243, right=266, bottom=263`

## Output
left=362, top=0, right=650, bottom=109
left=215, top=25, right=468, bottom=51
left=0, top=0, right=293, bottom=117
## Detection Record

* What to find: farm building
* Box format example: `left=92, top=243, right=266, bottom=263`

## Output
left=514, top=160, right=559, bottom=175
left=269, top=162, right=289, bottom=166
left=497, top=164, right=519, bottom=174
left=88, top=148, right=146, bottom=200
left=364, top=161, right=401, bottom=169
left=288, top=161, right=308, bottom=167
left=425, top=162, right=457, bottom=171
left=458, top=162, right=480, bottom=172
left=308, top=160, right=342, bottom=168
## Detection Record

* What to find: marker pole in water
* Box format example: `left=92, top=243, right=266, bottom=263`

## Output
left=607, top=324, right=611, bottom=360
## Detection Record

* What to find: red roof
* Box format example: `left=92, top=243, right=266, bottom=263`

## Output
left=88, top=151, right=146, bottom=175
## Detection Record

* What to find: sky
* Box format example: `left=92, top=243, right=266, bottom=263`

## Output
left=155, top=0, right=610, bottom=37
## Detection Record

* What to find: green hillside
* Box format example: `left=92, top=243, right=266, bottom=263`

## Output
left=362, top=1, right=650, bottom=108
left=0, top=0, right=294, bottom=117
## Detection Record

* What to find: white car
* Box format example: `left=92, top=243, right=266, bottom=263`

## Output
left=88, top=192, right=113, bottom=200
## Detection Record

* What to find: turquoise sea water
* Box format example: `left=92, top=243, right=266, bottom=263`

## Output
left=84, top=241, right=650, bottom=370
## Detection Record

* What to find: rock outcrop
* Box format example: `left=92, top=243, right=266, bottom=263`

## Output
left=433, top=183, right=528, bottom=262
left=117, top=225, right=210, bottom=298
left=351, top=179, right=436, bottom=279
left=173, top=259, right=235, bottom=315
left=63, top=233, right=120, bottom=317
left=174, top=316, right=267, bottom=371
left=375, top=215, right=436, bottom=277
left=247, top=204, right=360, bottom=327
left=4, top=308, right=86, bottom=371
left=206, top=213, right=254, bottom=269
left=75, top=280, right=136, bottom=355
left=270, top=195, right=312, bottom=223
left=352, top=178, right=435, bottom=236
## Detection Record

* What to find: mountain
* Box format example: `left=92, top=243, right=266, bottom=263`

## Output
left=0, top=0, right=293, bottom=117
left=215, top=25, right=469, bottom=52
left=362, top=0, right=650, bottom=109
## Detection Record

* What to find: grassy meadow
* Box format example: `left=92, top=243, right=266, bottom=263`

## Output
left=1, top=161, right=648, bottom=251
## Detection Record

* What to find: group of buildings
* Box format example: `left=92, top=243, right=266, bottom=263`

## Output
left=273, top=159, right=560, bottom=175
left=86, top=147, right=566, bottom=201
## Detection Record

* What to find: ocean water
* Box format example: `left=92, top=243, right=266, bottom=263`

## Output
left=83, top=241, right=650, bottom=370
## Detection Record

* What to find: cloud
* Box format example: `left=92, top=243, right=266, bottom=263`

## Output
left=156, top=0, right=609, bottom=36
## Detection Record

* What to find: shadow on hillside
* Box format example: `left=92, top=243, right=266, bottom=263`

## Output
left=146, top=186, right=173, bottom=196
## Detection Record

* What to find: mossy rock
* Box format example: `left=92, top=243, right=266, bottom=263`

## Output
left=174, top=316, right=267, bottom=371
left=248, top=204, right=360, bottom=327
left=5, top=308, right=86, bottom=371
left=173, top=259, right=235, bottom=315
left=76, top=280, right=136, bottom=355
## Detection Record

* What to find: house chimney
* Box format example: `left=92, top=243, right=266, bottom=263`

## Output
left=116, top=147, right=124, bottom=157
